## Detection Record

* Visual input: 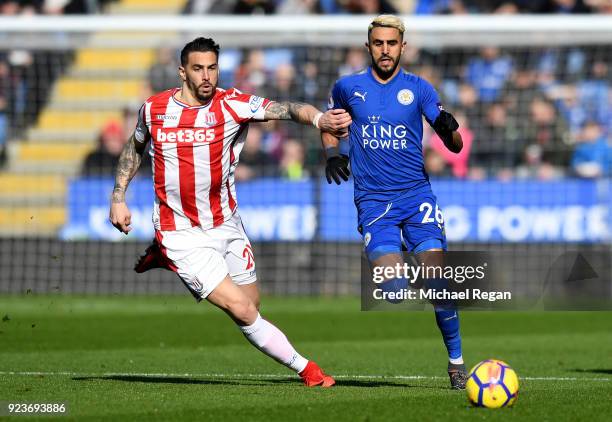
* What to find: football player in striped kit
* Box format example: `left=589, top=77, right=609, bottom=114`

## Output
left=109, top=37, right=351, bottom=387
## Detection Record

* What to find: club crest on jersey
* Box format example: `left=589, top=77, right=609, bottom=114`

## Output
left=249, top=96, right=264, bottom=113
left=364, top=232, right=372, bottom=247
left=204, top=112, right=217, bottom=126
left=397, top=89, right=414, bottom=105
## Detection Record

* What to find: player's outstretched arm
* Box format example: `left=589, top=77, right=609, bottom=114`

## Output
left=433, top=110, right=463, bottom=153
left=109, top=134, right=147, bottom=234
left=264, top=101, right=351, bottom=136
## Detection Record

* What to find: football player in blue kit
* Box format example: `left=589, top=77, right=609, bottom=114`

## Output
left=322, top=15, right=468, bottom=389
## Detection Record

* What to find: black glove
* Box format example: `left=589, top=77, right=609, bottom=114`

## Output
left=432, top=110, right=459, bottom=137
left=325, top=147, right=350, bottom=185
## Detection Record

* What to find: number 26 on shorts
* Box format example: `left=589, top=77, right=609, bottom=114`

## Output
left=419, top=202, right=444, bottom=225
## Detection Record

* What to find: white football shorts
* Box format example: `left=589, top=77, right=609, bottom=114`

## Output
left=155, top=212, right=257, bottom=301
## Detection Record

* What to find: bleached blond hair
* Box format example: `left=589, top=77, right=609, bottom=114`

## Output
left=368, top=15, right=405, bottom=39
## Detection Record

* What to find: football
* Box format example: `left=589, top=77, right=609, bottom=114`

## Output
left=466, top=359, right=519, bottom=408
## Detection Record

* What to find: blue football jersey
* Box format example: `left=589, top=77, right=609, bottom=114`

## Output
left=328, top=67, right=443, bottom=204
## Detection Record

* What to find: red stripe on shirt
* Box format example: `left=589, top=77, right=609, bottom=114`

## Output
left=208, top=98, right=225, bottom=226
left=176, top=108, right=199, bottom=227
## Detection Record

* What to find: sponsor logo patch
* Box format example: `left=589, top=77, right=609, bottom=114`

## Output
left=249, top=96, right=264, bottom=113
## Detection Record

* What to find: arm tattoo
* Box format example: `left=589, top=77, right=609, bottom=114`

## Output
left=111, top=135, right=145, bottom=203
left=264, top=101, right=310, bottom=122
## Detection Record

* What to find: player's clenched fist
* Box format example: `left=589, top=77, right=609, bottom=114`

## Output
left=318, top=109, right=352, bottom=135
left=109, top=201, right=132, bottom=234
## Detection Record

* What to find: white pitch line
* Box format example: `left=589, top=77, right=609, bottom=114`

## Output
left=0, top=371, right=609, bottom=382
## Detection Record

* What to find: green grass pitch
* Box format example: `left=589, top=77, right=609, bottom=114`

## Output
left=0, top=295, right=611, bottom=421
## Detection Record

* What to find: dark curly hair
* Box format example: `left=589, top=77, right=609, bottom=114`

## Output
left=180, top=37, right=220, bottom=66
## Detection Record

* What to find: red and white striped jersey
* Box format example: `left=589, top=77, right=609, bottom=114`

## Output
left=134, top=87, right=272, bottom=231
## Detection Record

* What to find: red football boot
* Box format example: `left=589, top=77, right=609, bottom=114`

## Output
left=299, top=361, right=335, bottom=387
left=134, top=242, right=172, bottom=273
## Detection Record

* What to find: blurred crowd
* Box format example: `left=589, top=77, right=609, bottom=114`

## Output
left=0, top=0, right=114, bottom=166
left=117, top=42, right=610, bottom=182
left=186, top=0, right=612, bottom=15
left=1, top=0, right=610, bottom=181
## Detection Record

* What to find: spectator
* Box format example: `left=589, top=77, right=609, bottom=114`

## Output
left=388, top=0, right=417, bottom=13
left=577, top=59, right=610, bottom=128
left=338, top=47, right=367, bottom=78
left=280, top=139, right=308, bottom=180
left=571, top=120, right=611, bottom=177
left=455, top=83, right=481, bottom=126
left=233, top=49, right=266, bottom=94
left=519, top=96, right=571, bottom=166
left=81, top=120, right=125, bottom=177
left=504, top=64, right=542, bottom=128
left=473, top=102, right=520, bottom=172
left=341, top=0, right=397, bottom=13
left=0, top=1, right=20, bottom=14
left=298, top=61, right=325, bottom=105
left=465, top=47, right=513, bottom=102
left=585, top=0, right=612, bottom=13
left=424, top=147, right=453, bottom=178
left=428, top=111, right=474, bottom=178
left=147, top=47, right=179, bottom=94
left=277, top=0, right=321, bottom=14
left=553, top=84, right=588, bottom=137
left=415, top=0, right=452, bottom=14
left=185, top=0, right=234, bottom=14
left=535, top=0, right=593, bottom=13
left=234, top=124, right=277, bottom=181
left=515, top=144, right=564, bottom=179
left=232, top=0, right=276, bottom=14
left=262, top=62, right=297, bottom=104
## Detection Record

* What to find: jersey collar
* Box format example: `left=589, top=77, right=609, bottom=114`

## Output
left=172, top=87, right=217, bottom=109
left=367, top=66, right=403, bottom=87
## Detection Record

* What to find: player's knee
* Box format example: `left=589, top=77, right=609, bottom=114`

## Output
left=226, top=297, right=258, bottom=325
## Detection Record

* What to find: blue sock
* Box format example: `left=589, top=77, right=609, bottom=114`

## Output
left=426, top=278, right=463, bottom=360
left=434, top=307, right=462, bottom=360
left=378, top=277, right=408, bottom=304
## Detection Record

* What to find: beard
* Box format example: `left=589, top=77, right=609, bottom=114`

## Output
left=188, top=79, right=215, bottom=102
left=370, top=54, right=400, bottom=80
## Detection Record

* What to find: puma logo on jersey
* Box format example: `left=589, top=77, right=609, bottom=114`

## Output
left=354, top=91, right=367, bottom=102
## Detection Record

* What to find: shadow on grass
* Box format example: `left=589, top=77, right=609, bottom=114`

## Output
left=73, top=375, right=450, bottom=389
left=73, top=375, right=255, bottom=386
left=571, top=369, right=612, bottom=375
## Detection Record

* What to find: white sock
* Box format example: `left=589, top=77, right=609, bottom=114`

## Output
left=240, top=313, right=309, bottom=373
left=449, top=356, right=464, bottom=365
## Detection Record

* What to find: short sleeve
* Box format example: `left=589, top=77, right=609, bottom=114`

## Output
left=419, top=78, right=443, bottom=126
left=327, top=79, right=348, bottom=111
left=224, top=89, right=272, bottom=123
left=134, top=103, right=151, bottom=144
